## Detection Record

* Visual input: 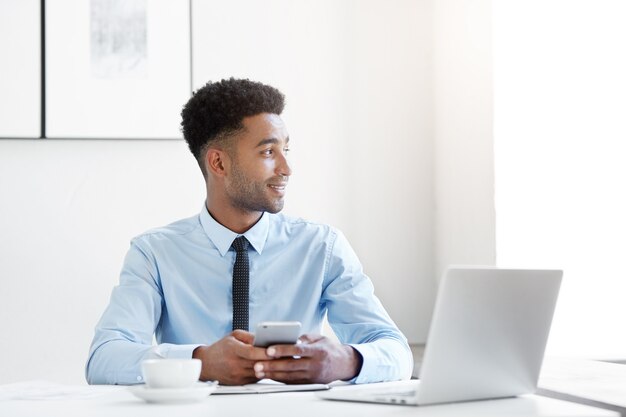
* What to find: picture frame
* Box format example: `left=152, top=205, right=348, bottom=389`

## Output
left=0, top=0, right=41, bottom=139
left=45, top=0, right=191, bottom=139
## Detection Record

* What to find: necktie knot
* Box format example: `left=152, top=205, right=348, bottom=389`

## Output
left=232, top=236, right=249, bottom=253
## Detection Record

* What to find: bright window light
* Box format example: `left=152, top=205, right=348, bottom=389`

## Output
left=493, top=0, right=626, bottom=359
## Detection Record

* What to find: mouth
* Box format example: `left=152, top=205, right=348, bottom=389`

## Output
left=267, top=183, right=288, bottom=195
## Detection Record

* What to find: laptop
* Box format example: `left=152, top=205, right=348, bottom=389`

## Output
left=318, top=266, right=562, bottom=406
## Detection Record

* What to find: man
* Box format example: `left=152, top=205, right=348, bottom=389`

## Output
left=86, top=78, right=412, bottom=385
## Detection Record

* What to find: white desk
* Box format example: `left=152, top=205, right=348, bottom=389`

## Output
left=0, top=382, right=619, bottom=417
left=537, top=357, right=626, bottom=417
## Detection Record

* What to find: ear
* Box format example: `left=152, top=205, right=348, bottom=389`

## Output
left=205, top=148, right=230, bottom=177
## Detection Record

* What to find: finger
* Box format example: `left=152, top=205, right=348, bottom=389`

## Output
left=254, top=358, right=310, bottom=375
left=261, top=370, right=312, bottom=383
left=231, top=330, right=255, bottom=344
left=236, top=342, right=274, bottom=361
left=267, top=342, right=312, bottom=358
left=226, top=361, right=262, bottom=382
left=219, top=374, right=260, bottom=386
left=238, top=359, right=259, bottom=370
left=227, top=331, right=273, bottom=360
left=298, top=333, right=324, bottom=344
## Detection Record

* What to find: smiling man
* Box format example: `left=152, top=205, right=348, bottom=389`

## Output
left=86, top=78, right=413, bottom=385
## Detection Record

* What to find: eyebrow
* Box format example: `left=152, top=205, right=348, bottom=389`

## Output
left=255, top=136, right=290, bottom=147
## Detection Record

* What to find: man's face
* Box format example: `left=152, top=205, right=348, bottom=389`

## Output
left=223, top=113, right=292, bottom=214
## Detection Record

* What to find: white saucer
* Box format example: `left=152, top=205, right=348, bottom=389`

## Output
left=129, top=382, right=217, bottom=403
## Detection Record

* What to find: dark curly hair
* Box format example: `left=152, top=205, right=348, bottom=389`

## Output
left=181, top=78, right=285, bottom=176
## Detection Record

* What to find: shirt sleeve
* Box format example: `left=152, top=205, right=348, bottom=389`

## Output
left=321, top=229, right=413, bottom=383
left=85, top=238, right=200, bottom=385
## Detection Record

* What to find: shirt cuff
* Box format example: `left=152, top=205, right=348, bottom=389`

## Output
left=348, top=343, right=376, bottom=384
left=348, top=341, right=412, bottom=384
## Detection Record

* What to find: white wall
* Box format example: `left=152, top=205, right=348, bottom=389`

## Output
left=340, top=0, right=437, bottom=341
left=433, top=0, right=495, bottom=280
left=494, top=0, right=626, bottom=358
left=0, top=140, right=203, bottom=384
left=0, top=0, right=495, bottom=384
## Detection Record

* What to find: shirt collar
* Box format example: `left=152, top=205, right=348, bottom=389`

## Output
left=199, top=203, right=269, bottom=257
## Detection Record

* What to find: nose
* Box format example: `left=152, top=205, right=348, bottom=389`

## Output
left=276, top=150, right=292, bottom=177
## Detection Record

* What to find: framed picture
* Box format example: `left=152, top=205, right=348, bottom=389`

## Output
left=0, top=0, right=41, bottom=139
left=45, top=0, right=190, bottom=139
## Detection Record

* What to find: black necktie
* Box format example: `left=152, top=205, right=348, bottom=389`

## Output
left=231, top=236, right=250, bottom=331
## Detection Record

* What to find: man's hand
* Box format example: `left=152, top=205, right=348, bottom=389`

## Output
left=192, top=330, right=272, bottom=385
left=252, top=334, right=363, bottom=384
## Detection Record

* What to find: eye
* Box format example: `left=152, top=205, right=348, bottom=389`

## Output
left=261, top=149, right=273, bottom=155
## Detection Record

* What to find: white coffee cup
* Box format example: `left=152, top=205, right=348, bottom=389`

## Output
left=141, top=359, right=202, bottom=389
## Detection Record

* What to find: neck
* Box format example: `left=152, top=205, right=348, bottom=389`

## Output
left=205, top=198, right=263, bottom=235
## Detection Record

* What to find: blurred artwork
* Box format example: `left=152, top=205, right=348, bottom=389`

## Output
left=90, top=0, right=147, bottom=79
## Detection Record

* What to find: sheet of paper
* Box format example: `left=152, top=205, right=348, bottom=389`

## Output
left=539, top=357, right=626, bottom=407
left=214, top=379, right=329, bottom=395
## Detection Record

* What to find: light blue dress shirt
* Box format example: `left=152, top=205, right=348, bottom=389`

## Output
left=86, top=205, right=413, bottom=385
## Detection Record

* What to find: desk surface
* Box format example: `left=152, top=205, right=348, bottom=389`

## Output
left=538, top=357, right=626, bottom=417
left=0, top=382, right=619, bottom=417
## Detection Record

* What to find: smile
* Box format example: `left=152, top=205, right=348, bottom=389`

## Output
left=268, top=183, right=287, bottom=192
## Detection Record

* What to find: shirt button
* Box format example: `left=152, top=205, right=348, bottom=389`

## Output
left=136, top=376, right=143, bottom=382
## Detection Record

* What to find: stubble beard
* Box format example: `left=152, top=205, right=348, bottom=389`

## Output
left=226, top=164, right=285, bottom=214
